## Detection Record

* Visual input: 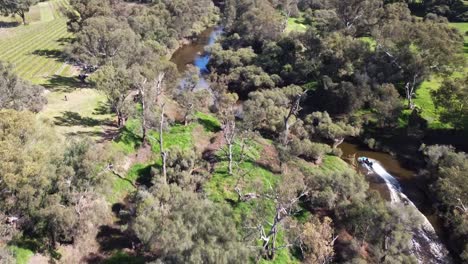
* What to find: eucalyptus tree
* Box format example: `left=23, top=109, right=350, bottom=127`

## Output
left=432, top=76, right=468, bottom=129
left=243, top=85, right=304, bottom=145
left=0, top=62, right=46, bottom=112
left=0, top=0, right=37, bottom=24
left=212, top=75, right=239, bottom=174
left=69, top=16, right=139, bottom=66
left=373, top=3, right=465, bottom=109
left=131, top=184, right=251, bottom=263
left=66, top=0, right=113, bottom=32
left=88, top=64, right=133, bottom=127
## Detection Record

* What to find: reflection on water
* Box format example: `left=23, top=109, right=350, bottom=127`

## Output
left=171, top=27, right=223, bottom=73
left=170, top=27, right=223, bottom=91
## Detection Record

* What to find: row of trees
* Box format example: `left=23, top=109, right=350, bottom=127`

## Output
left=422, top=145, right=468, bottom=262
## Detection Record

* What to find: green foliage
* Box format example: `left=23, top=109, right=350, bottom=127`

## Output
left=9, top=246, right=33, bottom=264
left=0, top=61, right=46, bottom=112
left=113, top=118, right=142, bottom=154
left=286, top=15, right=307, bottom=33
left=149, top=124, right=196, bottom=154
left=432, top=75, right=468, bottom=129
left=0, top=0, right=37, bottom=24
left=422, top=145, right=468, bottom=261
left=70, top=16, right=139, bottom=66
left=107, top=163, right=148, bottom=204
left=132, top=184, right=251, bottom=263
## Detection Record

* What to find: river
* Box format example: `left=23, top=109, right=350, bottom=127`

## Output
left=340, top=141, right=453, bottom=263
left=171, top=26, right=223, bottom=76
left=168, top=16, right=454, bottom=264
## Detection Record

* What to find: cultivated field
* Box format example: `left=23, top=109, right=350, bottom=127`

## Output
left=0, top=0, right=113, bottom=138
left=0, top=0, right=73, bottom=83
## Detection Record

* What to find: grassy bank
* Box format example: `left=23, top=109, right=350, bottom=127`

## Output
left=408, top=22, right=467, bottom=129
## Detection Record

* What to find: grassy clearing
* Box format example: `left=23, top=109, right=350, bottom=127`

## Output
left=205, top=133, right=350, bottom=263
left=38, top=88, right=114, bottom=137
left=399, top=22, right=467, bottom=129
left=285, top=13, right=308, bottom=33
left=107, top=163, right=150, bottom=204
left=9, top=246, right=33, bottom=264
left=109, top=117, right=214, bottom=202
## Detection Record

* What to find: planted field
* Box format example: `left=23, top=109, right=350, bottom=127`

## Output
left=0, top=0, right=113, bottom=138
left=0, top=0, right=73, bottom=84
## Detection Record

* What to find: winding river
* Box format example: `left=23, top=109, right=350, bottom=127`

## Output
left=169, top=20, right=454, bottom=264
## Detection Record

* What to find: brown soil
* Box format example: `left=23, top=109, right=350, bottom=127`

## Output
left=202, top=132, right=225, bottom=172
left=255, top=138, right=281, bottom=173
left=192, top=126, right=212, bottom=154
left=28, top=254, right=48, bottom=264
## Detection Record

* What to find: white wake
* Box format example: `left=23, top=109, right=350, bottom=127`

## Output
left=366, top=159, right=451, bottom=264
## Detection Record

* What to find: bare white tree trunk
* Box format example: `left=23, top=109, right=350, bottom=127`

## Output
left=405, top=75, right=418, bottom=110
left=223, top=119, right=236, bottom=175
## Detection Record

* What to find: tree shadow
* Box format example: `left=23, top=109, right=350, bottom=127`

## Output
left=66, top=130, right=107, bottom=138
left=54, top=111, right=109, bottom=127
left=0, top=21, right=20, bottom=28
left=134, top=164, right=153, bottom=187
left=56, top=36, right=74, bottom=45
left=94, top=225, right=140, bottom=252
left=93, top=101, right=112, bottom=115
left=197, top=115, right=221, bottom=132
left=85, top=251, right=146, bottom=264
left=43, top=75, right=83, bottom=92
left=32, top=49, right=66, bottom=62
left=115, top=126, right=142, bottom=149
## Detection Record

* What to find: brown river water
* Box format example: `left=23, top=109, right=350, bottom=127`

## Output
left=339, top=142, right=446, bottom=239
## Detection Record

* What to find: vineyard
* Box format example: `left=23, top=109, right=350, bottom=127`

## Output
left=0, top=0, right=113, bottom=139
left=0, top=0, right=74, bottom=84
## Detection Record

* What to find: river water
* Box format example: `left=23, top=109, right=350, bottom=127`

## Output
left=340, top=142, right=453, bottom=263
left=171, top=27, right=223, bottom=73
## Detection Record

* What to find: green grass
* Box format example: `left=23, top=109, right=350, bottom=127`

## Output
left=451, top=22, right=468, bottom=55
left=204, top=138, right=351, bottom=264
left=298, top=155, right=350, bottom=175
left=109, top=117, right=209, bottom=202
left=9, top=246, right=34, bottom=264
left=113, top=118, right=143, bottom=154
left=398, top=22, right=467, bottom=129
left=37, top=88, right=114, bottom=137
left=196, top=111, right=221, bottom=132
left=107, top=163, right=149, bottom=204
left=285, top=13, right=308, bottom=33
left=149, top=123, right=197, bottom=154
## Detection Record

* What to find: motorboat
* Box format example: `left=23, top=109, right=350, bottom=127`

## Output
left=357, top=156, right=373, bottom=167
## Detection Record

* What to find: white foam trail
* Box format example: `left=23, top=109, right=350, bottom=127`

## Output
left=366, top=159, right=451, bottom=264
